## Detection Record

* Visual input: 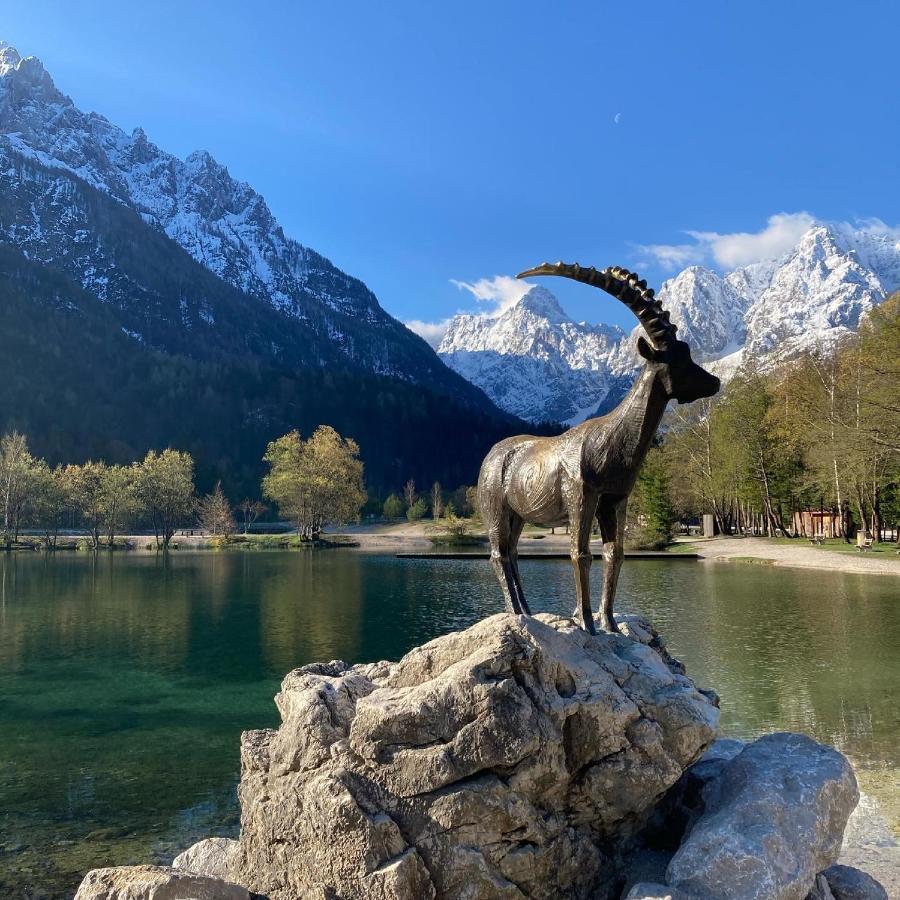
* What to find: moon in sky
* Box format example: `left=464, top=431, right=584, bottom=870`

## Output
left=614, top=112, right=622, bottom=125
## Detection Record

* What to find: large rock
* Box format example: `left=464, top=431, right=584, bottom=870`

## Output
left=235, top=612, right=719, bottom=900
left=666, top=732, right=860, bottom=900
left=73, top=864, right=250, bottom=899
left=173, top=837, right=241, bottom=881
left=822, top=864, right=889, bottom=900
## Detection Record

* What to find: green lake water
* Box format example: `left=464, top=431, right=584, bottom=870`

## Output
left=0, top=550, right=897, bottom=898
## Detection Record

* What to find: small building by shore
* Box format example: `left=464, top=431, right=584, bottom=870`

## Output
left=793, top=509, right=843, bottom=539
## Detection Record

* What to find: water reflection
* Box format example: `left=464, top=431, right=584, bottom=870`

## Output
left=0, top=551, right=896, bottom=898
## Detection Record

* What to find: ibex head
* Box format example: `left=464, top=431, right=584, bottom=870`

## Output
left=517, top=262, right=720, bottom=404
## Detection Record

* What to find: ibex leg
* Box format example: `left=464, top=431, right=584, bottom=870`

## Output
left=488, top=512, right=524, bottom=615
left=569, top=492, right=598, bottom=634
left=598, top=499, right=626, bottom=632
left=507, top=513, right=531, bottom=615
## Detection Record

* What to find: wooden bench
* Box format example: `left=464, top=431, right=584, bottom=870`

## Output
left=808, top=536, right=824, bottom=546
left=857, top=536, right=874, bottom=552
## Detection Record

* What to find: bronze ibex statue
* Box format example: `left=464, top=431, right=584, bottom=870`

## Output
left=478, top=263, right=720, bottom=633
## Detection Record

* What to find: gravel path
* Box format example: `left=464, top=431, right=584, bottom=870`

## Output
left=695, top=536, right=900, bottom=576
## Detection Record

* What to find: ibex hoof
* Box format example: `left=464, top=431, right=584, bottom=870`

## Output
left=599, top=617, right=621, bottom=634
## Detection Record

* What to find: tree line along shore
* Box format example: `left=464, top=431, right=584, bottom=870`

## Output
left=1, top=296, right=897, bottom=554
left=655, top=293, right=899, bottom=546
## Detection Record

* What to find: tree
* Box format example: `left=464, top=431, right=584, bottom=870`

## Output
left=0, top=431, right=38, bottom=545
left=199, top=482, right=236, bottom=536
left=136, top=449, right=196, bottom=549
left=406, top=498, right=428, bottom=521
left=431, top=482, right=444, bottom=519
left=32, top=463, right=70, bottom=550
left=441, top=506, right=472, bottom=540
left=403, top=479, right=417, bottom=510
left=64, top=461, right=107, bottom=550
left=100, top=464, right=140, bottom=547
left=450, top=485, right=476, bottom=517
left=382, top=493, right=404, bottom=519
left=466, top=485, right=480, bottom=520
left=262, top=426, right=367, bottom=539
left=238, top=497, right=267, bottom=534
left=626, top=447, right=675, bottom=549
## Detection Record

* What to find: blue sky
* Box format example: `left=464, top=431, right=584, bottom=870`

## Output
left=5, top=1, right=898, bottom=338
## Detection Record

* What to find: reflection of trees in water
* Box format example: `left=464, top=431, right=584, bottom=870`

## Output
left=0, top=552, right=193, bottom=673
left=259, top=553, right=366, bottom=674
left=0, top=552, right=898, bottom=893
left=630, top=564, right=898, bottom=770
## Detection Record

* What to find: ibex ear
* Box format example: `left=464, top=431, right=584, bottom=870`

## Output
left=636, top=336, right=663, bottom=362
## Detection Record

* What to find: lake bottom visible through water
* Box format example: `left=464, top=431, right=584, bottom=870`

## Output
left=0, top=550, right=897, bottom=898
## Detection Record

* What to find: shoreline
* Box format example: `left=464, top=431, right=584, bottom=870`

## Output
left=7, top=526, right=899, bottom=577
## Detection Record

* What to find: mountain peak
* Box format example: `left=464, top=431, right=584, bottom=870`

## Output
left=0, top=44, right=59, bottom=104
left=515, top=285, right=570, bottom=322
left=0, top=42, right=22, bottom=76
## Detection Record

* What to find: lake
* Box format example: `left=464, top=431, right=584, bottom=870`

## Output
left=0, top=550, right=897, bottom=898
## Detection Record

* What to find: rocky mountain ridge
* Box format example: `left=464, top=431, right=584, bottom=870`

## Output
left=0, top=42, right=524, bottom=493
left=0, top=41, right=491, bottom=401
left=439, top=224, right=900, bottom=424
left=439, top=286, right=625, bottom=424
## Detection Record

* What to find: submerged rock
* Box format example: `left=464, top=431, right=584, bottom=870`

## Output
left=73, top=864, right=250, bottom=899
left=235, top=612, right=719, bottom=899
left=666, top=732, right=860, bottom=900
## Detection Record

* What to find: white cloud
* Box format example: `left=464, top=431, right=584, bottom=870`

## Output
left=405, top=318, right=450, bottom=348
left=690, top=212, right=817, bottom=268
left=848, top=217, right=900, bottom=240
left=638, top=212, right=817, bottom=271
left=635, top=242, right=703, bottom=268
left=450, top=275, right=531, bottom=317
left=406, top=275, right=534, bottom=348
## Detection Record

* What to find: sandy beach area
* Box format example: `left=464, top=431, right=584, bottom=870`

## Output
left=335, top=523, right=900, bottom=577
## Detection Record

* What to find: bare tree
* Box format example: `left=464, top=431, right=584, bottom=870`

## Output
left=431, top=482, right=444, bottom=519
left=198, top=482, right=236, bottom=536
left=238, top=498, right=267, bottom=534
left=403, top=479, right=416, bottom=510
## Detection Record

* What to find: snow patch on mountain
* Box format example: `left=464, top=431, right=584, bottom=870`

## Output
left=0, top=45, right=383, bottom=325
left=0, top=42, right=503, bottom=405
left=439, top=286, right=624, bottom=425
left=439, top=225, right=900, bottom=424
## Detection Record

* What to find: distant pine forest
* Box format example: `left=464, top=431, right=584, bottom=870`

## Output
left=0, top=244, right=539, bottom=501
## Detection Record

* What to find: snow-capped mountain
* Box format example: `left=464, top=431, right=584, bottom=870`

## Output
left=439, top=224, right=900, bottom=424
left=0, top=41, right=530, bottom=495
left=0, top=42, right=493, bottom=403
left=439, top=287, right=623, bottom=424
left=0, top=43, right=374, bottom=317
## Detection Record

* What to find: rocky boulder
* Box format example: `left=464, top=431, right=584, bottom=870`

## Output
left=173, top=837, right=241, bottom=882
left=665, top=733, right=860, bottom=900
left=821, top=864, right=889, bottom=900
left=73, top=864, right=250, bottom=900
left=234, top=612, right=719, bottom=900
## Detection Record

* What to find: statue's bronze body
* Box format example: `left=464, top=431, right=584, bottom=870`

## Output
left=478, top=263, right=720, bottom=633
